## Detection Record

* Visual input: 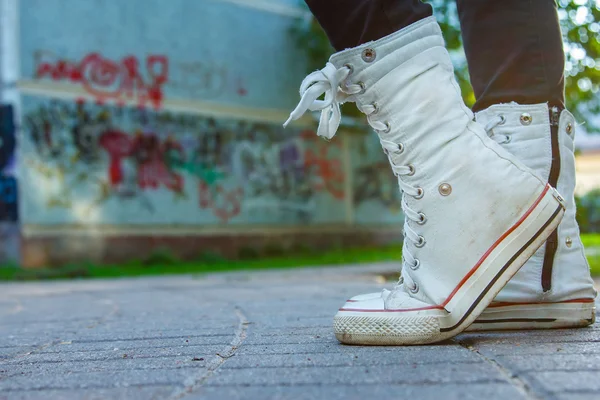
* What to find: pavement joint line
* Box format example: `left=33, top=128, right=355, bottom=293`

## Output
left=30, top=343, right=229, bottom=355
left=202, top=378, right=509, bottom=388
left=455, top=338, right=544, bottom=400
left=167, top=306, right=249, bottom=399
left=66, top=334, right=235, bottom=343
left=221, top=360, right=484, bottom=370
left=0, top=367, right=200, bottom=381
left=1, top=365, right=203, bottom=379
left=2, top=339, right=65, bottom=363
left=3, top=353, right=224, bottom=365
left=0, top=382, right=183, bottom=393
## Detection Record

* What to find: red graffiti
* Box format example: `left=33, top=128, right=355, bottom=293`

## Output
left=99, top=130, right=183, bottom=193
left=199, top=181, right=243, bottom=223
left=36, top=53, right=168, bottom=109
left=235, top=77, right=247, bottom=97
left=301, top=131, right=345, bottom=200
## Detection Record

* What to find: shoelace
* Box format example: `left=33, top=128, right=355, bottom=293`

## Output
left=484, top=115, right=510, bottom=144
left=283, top=63, right=364, bottom=140
left=379, top=139, right=424, bottom=278
left=285, top=62, right=425, bottom=295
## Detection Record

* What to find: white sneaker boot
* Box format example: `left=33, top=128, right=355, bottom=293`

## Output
left=346, top=104, right=597, bottom=331
left=470, top=103, right=597, bottom=329
left=285, top=17, right=565, bottom=345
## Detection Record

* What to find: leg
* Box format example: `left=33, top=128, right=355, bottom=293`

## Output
left=305, top=0, right=432, bottom=51
left=457, top=0, right=565, bottom=112
left=463, top=1, right=597, bottom=328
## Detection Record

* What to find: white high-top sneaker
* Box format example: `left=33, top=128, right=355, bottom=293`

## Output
left=284, top=17, right=565, bottom=345
left=346, top=104, right=597, bottom=331
left=471, top=103, right=597, bottom=329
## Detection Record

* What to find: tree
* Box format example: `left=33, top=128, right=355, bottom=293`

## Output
left=291, top=0, right=600, bottom=130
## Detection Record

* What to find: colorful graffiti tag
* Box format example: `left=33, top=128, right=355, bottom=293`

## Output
left=35, top=52, right=169, bottom=109
left=21, top=99, right=349, bottom=224
left=33, top=51, right=249, bottom=105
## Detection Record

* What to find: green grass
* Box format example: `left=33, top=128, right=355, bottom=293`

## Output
left=582, top=233, right=600, bottom=277
left=0, top=244, right=404, bottom=281
left=1, top=233, right=599, bottom=282
left=582, top=233, right=600, bottom=248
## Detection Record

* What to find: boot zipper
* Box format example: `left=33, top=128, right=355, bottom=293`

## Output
left=541, top=106, right=562, bottom=292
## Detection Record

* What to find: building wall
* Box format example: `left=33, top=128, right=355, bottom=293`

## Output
left=13, top=0, right=403, bottom=266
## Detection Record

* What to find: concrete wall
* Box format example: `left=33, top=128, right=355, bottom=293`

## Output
left=11, top=0, right=404, bottom=266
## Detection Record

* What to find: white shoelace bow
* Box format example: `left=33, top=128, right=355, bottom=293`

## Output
left=484, top=115, right=511, bottom=144
left=284, top=63, right=364, bottom=140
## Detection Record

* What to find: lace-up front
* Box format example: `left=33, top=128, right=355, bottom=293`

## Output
left=484, top=115, right=510, bottom=144
left=379, top=139, right=425, bottom=278
left=285, top=62, right=427, bottom=296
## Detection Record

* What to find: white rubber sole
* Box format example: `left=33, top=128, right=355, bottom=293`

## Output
left=467, top=300, right=596, bottom=331
left=334, top=185, right=565, bottom=345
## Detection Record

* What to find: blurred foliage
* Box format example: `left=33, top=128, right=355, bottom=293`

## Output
left=290, top=0, right=600, bottom=130
left=2, top=234, right=599, bottom=280
left=576, top=188, right=600, bottom=232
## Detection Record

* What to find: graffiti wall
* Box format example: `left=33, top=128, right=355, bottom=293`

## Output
left=20, top=97, right=350, bottom=225
left=350, top=135, right=404, bottom=225
left=16, top=0, right=403, bottom=230
left=0, top=105, right=20, bottom=263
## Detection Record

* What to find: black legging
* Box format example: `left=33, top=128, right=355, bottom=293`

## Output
left=305, top=0, right=565, bottom=112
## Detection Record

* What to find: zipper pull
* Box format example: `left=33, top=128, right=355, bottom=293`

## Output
left=550, top=106, right=560, bottom=126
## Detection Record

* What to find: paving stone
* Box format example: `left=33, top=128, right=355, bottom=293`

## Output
left=0, top=368, right=194, bottom=391
left=553, top=392, right=600, bottom=400
left=222, top=352, right=481, bottom=370
left=206, top=363, right=504, bottom=387
left=187, top=383, right=527, bottom=400
left=0, top=385, right=177, bottom=400
left=523, top=371, right=600, bottom=393
left=493, top=353, right=600, bottom=372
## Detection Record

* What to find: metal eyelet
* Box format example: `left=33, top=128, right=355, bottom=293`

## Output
left=361, top=48, right=376, bottom=63
left=382, top=122, right=391, bottom=133
left=410, top=259, right=420, bottom=270
left=414, top=187, right=424, bottom=199
left=407, top=164, right=415, bottom=176
left=396, top=143, right=404, bottom=154
left=417, top=212, right=427, bottom=225
left=344, top=63, right=354, bottom=75
left=566, top=122, right=573, bottom=135
left=357, top=81, right=366, bottom=94
left=504, top=135, right=511, bottom=144
left=499, top=115, right=506, bottom=125
left=415, top=235, right=426, bottom=248
left=398, top=276, right=404, bottom=285
left=371, top=102, right=379, bottom=114
left=438, top=183, right=452, bottom=196
left=520, top=113, right=532, bottom=125
left=409, top=282, right=419, bottom=294
left=565, top=236, right=573, bottom=248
